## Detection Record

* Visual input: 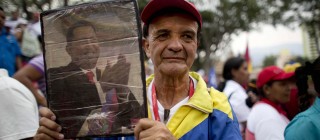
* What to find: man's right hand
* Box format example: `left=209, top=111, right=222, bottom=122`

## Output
left=36, top=95, right=48, bottom=107
left=34, top=107, right=64, bottom=140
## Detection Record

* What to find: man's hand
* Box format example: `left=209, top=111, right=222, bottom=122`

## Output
left=134, top=118, right=176, bottom=140
left=36, top=95, right=48, bottom=107
left=248, top=91, right=258, bottom=103
left=34, top=107, right=64, bottom=140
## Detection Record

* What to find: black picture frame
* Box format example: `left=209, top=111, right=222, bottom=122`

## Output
left=40, top=0, right=147, bottom=138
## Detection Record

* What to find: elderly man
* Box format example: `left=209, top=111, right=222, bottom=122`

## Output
left=34, top=0, right=241, bottom=139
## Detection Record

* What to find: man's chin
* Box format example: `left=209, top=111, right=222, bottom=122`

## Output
left=159, top=65, right=188, bottom=76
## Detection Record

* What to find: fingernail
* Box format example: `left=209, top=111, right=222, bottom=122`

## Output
left=51, top=115, right=56, bottom=120
left=57, top=126, right=62, bottom=132
left=58, top=134, right=64, bottom=139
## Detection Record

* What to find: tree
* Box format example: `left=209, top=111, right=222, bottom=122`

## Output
left=263, top=55, right=277, bottom=67
left=0, top=0, right=86, bottom=20
left=260, top=0, right=320, bottom=55
left=193, top=0, right=320, bottom=71
left=0, top=0, right=53, bottom=20
left=3, top=0, right=315, bottom=73
left=198, top=0, right=265, bottom=72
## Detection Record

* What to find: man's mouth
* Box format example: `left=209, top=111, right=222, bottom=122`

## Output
left=163, top=57, right=184, bottom=60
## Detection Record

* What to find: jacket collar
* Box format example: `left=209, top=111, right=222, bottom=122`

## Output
left=146, top=72, right=213, bottom=114
left=260, top=98, right=287, bottom=117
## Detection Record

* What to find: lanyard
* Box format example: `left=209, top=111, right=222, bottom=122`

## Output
left=151, top=78, right=194, bottom=121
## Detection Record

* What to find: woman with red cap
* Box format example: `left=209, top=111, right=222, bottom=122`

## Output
left=246, top=66, right=294, bottom=140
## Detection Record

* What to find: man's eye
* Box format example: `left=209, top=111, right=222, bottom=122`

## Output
left=156, top=34, right=169, bottom=40
left=182, top=34, right=194, bottom=41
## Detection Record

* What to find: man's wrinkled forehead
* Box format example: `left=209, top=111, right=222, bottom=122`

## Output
left=141, top=0, right=202, bottom=29
left=143, top=9, right=200, bottom=38
left=71, top=26, right=96, bottom=40
left=148, top=8, right=199, bottom=28
left=148, top=13, right=198, bottom=32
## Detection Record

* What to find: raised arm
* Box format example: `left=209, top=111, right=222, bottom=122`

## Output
left=13, top=64, right=47, bottom=107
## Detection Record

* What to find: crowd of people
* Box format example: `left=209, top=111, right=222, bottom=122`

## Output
left=0, top=0, right=320, bottom=139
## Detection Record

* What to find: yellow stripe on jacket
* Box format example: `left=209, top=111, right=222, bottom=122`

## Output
left=145, top=72, right=233, bottom=139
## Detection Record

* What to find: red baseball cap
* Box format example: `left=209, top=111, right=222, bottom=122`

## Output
left=256, top=66, right=294, bottom=88
left=141, top=0, right=202, bottom=29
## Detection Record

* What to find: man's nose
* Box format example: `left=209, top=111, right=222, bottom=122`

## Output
left=83, top=43, right=96, bottom=52
left=167, top=37, right=183, bottom=52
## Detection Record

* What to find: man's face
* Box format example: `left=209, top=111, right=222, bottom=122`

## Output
left=143, top=13, right=199, bottom=76
left=67, top=26, right=100, bottom=69
left=0, top=10, right=5, bottom=29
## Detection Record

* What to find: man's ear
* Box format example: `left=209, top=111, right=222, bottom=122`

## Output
left=143, top=38, right=151, bottom=58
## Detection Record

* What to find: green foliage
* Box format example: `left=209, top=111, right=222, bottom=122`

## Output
left=3, top=0, right=317, bottom=72
left=291, top=56, right=311, bottom=66
left=1, top=0, right=53, bottom=20
left=263, top=55, right=277, bottom=67
left=197, top=0, right=267, bottom=72
left=137, top=0, right=148, bottom=12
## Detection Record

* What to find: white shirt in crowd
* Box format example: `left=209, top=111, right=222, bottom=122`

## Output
left=5, top=18, right=28, bottom=33
left=223, top=80, right=251, bottom=131
left=27, top=21, right=41, bottom=37
left=247, top=103, right=289, bottom=140
left=0, top=69, right=39, bottom=140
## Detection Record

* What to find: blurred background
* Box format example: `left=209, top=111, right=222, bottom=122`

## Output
left=0, top=0, right=319, bottom=85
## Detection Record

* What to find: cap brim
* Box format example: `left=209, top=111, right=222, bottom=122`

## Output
left=141, top=0, right=202, bottom=28
left=273, top=72, right=294, bottom=81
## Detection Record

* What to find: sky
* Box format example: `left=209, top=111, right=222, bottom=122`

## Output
left=230, top=24, right=304, bottom=66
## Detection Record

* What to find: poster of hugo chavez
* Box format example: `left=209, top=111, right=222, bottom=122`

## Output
left=41, top=0, right=147, bottom=138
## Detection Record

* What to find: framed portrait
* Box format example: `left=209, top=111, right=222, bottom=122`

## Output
left=41, top=0, right=146, bottom=138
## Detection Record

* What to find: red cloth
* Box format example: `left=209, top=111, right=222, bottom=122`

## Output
left=86, top=70, right=94, bottom=83
left=284, top=88, right=299, bottom=120
left=245, top=128, right=255, bottom=140
left=260, top=98, right=288, bottom=117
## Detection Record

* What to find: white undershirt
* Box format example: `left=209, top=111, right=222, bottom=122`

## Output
left=147, top=77, right=197, bottom=124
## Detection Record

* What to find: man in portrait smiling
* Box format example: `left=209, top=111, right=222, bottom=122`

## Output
left=47, top=20, right=140, bottom=137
